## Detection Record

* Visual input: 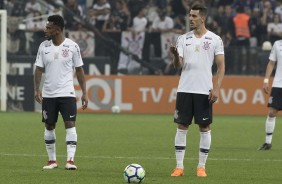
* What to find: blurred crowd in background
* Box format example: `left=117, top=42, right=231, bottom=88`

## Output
left=0, top=0, right=281, bottom=75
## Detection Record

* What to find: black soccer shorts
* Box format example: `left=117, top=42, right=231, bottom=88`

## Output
left=268, top=87, right=282, bottom=110
left=174, top=92, right=212, bottom=125
left=42, top=97, right=77, bottom=125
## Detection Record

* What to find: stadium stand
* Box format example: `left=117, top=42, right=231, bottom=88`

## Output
left=1, top=0, right=281, bottom=75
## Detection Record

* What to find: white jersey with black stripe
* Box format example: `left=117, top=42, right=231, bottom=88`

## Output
left=269, top=40, right=282, bottom=88
left=176, top=30, right=224, bottom=95
left=35, top=38, right=83, bottom=97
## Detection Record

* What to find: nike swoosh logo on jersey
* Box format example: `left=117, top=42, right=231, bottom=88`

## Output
left=45, top=52, right=50, bottom=54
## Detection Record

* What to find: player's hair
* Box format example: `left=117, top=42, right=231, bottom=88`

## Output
left=190, top=2, right=208, bottom=17
left=48, top=15, right=65, bottom=31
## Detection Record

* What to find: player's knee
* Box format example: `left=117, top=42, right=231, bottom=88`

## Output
left=178, top=123, right=189, bottom=130
left=65, top=121, right=75, bottom=129
left=199, top=124, right=210, bottom=132
left=268, top=109, right=278, bottom=117
left=45, top=124, right=55, bottom=130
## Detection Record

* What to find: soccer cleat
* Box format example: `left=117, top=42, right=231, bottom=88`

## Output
left=258, top=143, right=272, bottom=150
left=65, top=160, right=77, bottom=170
left=197, top=167, right=207, bottom=177
left=171, top=168, right=184, bottom=176
left=43, top=160, right=58, bottom=169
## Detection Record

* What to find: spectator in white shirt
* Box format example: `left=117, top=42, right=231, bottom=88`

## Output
left=92, top=0, right=111, bottom=30
left=131, top=7, right=148, bottom=33
left=152, top=9, right=174, bottom=32
left=25, top=0, right=41, bottom=17
left=267, top=13, right=282, bottom=44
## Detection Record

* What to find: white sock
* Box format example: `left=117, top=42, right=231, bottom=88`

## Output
left=265, top=116, right=276, bottom=144
left=198, top=130, right=211, bottom=168
left=66, top=127, right=77, bottom=161
left=44, top=128, right=56, bottom=161
left=174, top=128, right=187, bottom=169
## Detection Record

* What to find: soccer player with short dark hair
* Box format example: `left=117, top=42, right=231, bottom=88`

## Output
left=34, top=14, right=88, bottom=170
left=170, top=2, right=225, bottom=177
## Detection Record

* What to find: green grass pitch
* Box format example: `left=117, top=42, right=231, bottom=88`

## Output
left=0, top=112, right=281, bottom=184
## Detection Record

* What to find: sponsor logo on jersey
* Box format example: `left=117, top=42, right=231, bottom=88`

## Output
left=204, top=36, right=212, bottom=40
left=45, top=41, right=52, bottom=47
left=75, top=45, right=81, bottom=58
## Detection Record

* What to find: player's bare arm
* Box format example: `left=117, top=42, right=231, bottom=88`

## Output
left=263, top=60, right=276, bottom=94
left=34, top=66, right=44, bottom=104
left=170, top=45, right=184, bottom=68
left=209, top=54, right=225, bottom=103
left=75, top=66, right=88, bottom=110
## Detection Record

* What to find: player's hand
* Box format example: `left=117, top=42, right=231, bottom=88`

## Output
left=34, top=90, right=42, bottom=104
left=208, top=89, right=219, bottom=104
left=170, top=44, right=181, bottom=68
left=263, top=82, right=269, bottom=94
left=81, top=94, right=88, bottom=110
left=170, top=44, right=178, bottom=56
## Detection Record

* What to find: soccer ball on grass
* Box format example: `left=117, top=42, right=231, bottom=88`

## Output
left=123, top=164, right=145, bottom=183
left=111, top=105, right=121, bottom=113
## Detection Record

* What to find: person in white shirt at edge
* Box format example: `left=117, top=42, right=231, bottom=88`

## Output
left=34, top=15, right=88, bottom=170
left=258, top=39, right=282, bottom=151
left=169, top=2, right=225, bottom=177
left=131, top=7, right=148, bottom=33
left=151, top=9, right=174, bottom=32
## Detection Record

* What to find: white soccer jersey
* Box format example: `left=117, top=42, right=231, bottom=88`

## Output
left=133, top=17, right=148, bottom=32
left=152, top=16, right=174, bottom=30
left=176, top=31, right=224, bottom=95
left=35, top=38, right=83, bottom=97
left=269, top=40, right=282, bottom=88
left=93, top=3, right=111, bottom=21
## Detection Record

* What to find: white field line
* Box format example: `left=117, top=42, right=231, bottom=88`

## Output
left=0, top=152, right=281, bottom=162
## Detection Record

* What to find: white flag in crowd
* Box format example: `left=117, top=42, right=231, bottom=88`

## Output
left=161, top=32, right=181, bottom=64
left=118, top=31, right=145, bottom=73
left=68, top=31, right=95, bottom=57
